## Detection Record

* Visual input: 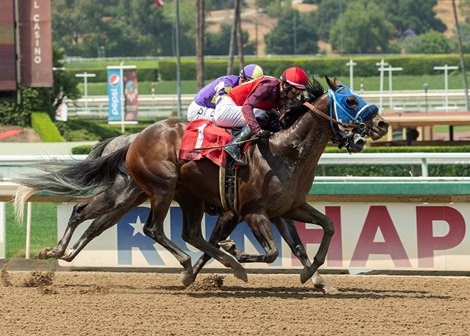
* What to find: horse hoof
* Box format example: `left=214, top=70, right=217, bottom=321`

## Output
left=320, top=285, right=339, bottom=295
left=181, top=271, right=195, bottom=287
left=300, top=267, right=315, bottom=284
left=233, top=265, right=248, bottom=283
left=37, top=247, right=54, bottom=259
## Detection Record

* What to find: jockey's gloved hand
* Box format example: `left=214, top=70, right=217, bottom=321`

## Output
left=256, top=130, right=271, bottom=139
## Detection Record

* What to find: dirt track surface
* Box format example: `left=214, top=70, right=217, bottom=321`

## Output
left=0, top=271, right=469, bottom=336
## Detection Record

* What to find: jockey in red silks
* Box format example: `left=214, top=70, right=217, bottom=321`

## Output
left=213, top=66, right=309, bottom=165
left=187, top=64, right=265, bottom=122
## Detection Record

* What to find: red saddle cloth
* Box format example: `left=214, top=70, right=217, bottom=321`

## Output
left=179, top=120, right=233, bottom=166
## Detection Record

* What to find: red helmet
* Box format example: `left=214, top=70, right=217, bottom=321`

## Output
left=280, top=67, right=308, bottom=89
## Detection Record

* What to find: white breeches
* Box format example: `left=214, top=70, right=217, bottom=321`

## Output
left=213, top=96, right=246, bottom=127
left=187, top=101, right=216, bottom=122
left=213, top=96, right=268, bottom=128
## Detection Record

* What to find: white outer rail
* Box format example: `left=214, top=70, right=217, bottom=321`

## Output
left=1, top=153, right=470, bottom=179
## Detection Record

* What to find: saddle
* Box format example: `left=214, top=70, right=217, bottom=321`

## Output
left=179, top=120, right=246, bottom=213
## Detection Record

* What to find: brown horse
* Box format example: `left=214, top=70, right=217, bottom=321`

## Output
left=123, top=76, right=389, bottom=286
left=14, top=133, right=340, bottom=292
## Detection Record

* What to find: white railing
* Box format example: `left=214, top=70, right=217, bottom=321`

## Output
left=1, top=153, right=469, bottom=180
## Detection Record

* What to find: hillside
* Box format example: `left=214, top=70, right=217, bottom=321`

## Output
left=206, top=0, right=463, bottom=56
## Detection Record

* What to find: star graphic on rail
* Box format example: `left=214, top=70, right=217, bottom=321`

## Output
left=129, top=215, right=146, bottom=237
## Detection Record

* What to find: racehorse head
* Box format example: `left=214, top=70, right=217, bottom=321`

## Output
left=283, top=76, right=389, bottom=152
left=324, top=76, right=389, bottom=142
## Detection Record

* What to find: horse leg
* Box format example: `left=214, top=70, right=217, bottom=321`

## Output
left=38, top=202, right=89, bottom=259
left=224, top=213, right=278, bottom=263
left=272, top=217, right=337, bottom=294
left=284, top=203, right=334, bottom=284
left=192, top=211, right=241, bottom=281
left=39, top=177, right=136, bottom=259
left=61, top=193, right=146, bottom=261
left=145, top=193, right=194, bottom=287
left=177, top=196, right=247, bottom=283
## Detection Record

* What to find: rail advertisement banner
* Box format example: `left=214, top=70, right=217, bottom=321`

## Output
left=20, top=0, right=53, bottom=87
left=107, top=68, right=123, bottom=122
left=57, top=203, right=470, bottom=271
left=0, top=0, right=16, bottom=91
left=124, top=68, right=138, bottom=121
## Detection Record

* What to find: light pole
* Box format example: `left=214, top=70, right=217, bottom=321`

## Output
left=339, top=0, right=344, bottom=54
left=293, top=11, right=297, bottom=54
left=75, top=72, right=96, bottom=113
left=175, top=0, right=182, bottom=118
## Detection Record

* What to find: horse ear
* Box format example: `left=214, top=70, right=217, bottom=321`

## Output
left=325, top=75, right=338, bottom=90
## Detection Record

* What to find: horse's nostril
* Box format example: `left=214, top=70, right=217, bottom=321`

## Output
left=379, top=121, right=390, bottom=129
left=356, top=139, right=366, bottom=146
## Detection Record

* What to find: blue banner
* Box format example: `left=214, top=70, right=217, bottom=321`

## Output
left=107, top=68, right=123, bottom=122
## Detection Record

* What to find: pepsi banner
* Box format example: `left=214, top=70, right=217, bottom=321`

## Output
left=107, top=67, right=123, bottom=122
left=57, top=203, right=470, bottom=271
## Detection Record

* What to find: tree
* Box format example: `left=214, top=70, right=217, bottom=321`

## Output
left=205, top=24, right=255, bottom=55
left=378, top=0, right=446, bottom=36
left=196, top=0, right=204, bottom=90
left=52, top=0, right=194, bottom=57
left=314, top=0, right=342, bottom=41
left=52, top=0, right=106, bottom=56
left=329, top=1, right=394, bottom=54
left=255, top=0, right=289, bottom=18
left=401, top=30, right=450, bottom=54
left=265, top=10, right=319, bottom=55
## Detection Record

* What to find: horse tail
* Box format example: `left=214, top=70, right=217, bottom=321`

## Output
left=13, top=144, right=131, bottom=223
left=14, top=186, right=37, bottom=224
left=87, top=137, right=117, bottom=160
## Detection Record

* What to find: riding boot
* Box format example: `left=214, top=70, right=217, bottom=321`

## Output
left=224, top=125, right=253, bottom=165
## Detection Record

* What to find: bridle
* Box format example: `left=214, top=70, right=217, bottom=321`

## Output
left=303, top=101, right=363, bottom=130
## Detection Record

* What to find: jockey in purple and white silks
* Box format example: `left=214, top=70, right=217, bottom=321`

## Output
left=186, top=64, right=265, bottom=122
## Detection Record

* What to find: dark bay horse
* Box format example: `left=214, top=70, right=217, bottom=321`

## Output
left=14, top=131, right=339, bottom=291
left=123, top=76, right=388, bottom=286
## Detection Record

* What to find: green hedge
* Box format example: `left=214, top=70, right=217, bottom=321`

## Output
left=64, top=54, right=470, bottom=82
left=31, top=112, right=64, bottom=142
left=71, top=145, right=94, bottom=154
left=158, top=54, right=470, bottom=80
left=55, top=119, right=122, bottom=142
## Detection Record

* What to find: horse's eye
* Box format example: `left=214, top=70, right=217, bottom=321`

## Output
left=346, top=96, right=358, bottom=109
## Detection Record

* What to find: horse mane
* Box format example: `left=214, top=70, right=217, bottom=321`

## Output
left=281, top=76, right=325, bottom=129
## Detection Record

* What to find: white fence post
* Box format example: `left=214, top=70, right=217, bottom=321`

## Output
left=25, top=202, right=32, bottom=259
left=421, top=158, right=429, bottom=177
left=0, top=202, right=5, bottom=259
